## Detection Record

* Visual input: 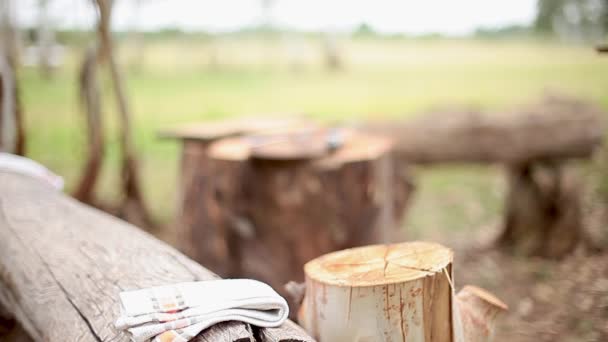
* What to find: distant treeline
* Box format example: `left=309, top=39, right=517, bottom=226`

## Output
left=34, top=0, right=607, bottom=45
left=44, top=25, right=535, bottom=46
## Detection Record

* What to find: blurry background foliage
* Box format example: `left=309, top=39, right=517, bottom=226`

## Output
left=16, top=0, right=608, bottom=241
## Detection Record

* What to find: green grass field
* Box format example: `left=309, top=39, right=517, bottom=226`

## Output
left=20, top=37, right=608, bottom=235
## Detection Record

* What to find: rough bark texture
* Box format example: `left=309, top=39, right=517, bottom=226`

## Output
left=186, top=132, right=412, bottom=315
left=363, top=95, right=603, bottom=164
left=498, top=162, right=582, bottom=258
left=299, top=242, right=507, bottom=342
left=176, top=139, right=231, bottom=274
left=0, top=171, right=313, bottom=342
left=163, top=118, right=307, bottom=272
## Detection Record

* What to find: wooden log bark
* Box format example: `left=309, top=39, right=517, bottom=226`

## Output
left=0, top=171, right=313, bottom=342
left=363, top=95, right=603, bottom=164
left=498, top=162, right=582, bottom=258
left=162, top=118, right=308, bottom=272
left=298, top=242, right=507, bottom=342
left=202, top=132, right=412, bottom=315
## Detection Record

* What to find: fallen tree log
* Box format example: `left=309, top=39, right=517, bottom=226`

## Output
left=0, top=171, right=313, bottom=342
left=298, top=242, right=507, bottom=341
left=365, top=95, right=604, bottom=258
left=364, top=95, right=603, bottom=164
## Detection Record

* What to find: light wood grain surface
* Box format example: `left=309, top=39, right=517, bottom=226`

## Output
left=0, top=171, right=313, bottom=342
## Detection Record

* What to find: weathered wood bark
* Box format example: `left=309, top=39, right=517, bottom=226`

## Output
left=161, top=118, right=307, bottom=268
left=498, top=162, right=582, bottom=258
left=199, top=132, right=412, bottom=315
left=0, top=171, right=313, bottom=342
left=363, top=95, right=603, bottom=164
left=298, top=242, right=507, bottom=342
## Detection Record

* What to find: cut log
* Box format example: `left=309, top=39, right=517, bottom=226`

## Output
left=298, top=242, right=507, bottom=342
left=363, top=95, right=603, bottom=164
left=159, top=117, right=304, bottom=142
left=0, top=171, right=313, bottom=342
left=199, top=131, right=412, bottom=314
left=299, top=242, right=455, bottom=341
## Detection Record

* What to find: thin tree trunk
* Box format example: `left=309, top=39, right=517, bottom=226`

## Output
left=37, top=0, right=54, bottom=78
left=0, top=0, right=24, bottom=155
left=95, top=0, right=154, bottom=228
left=73, top=46, right=103, bottom=202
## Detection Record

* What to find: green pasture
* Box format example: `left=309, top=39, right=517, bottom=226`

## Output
left=20, top=37, right=608, bottom=237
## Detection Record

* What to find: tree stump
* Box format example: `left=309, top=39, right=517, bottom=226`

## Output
left=160, top=118, right=305, bottom=274
left=298, top=242, right=507, bottom=342
left=498, top=162, right=582, bottom=258
left=204, top=130, right=412, bottom=312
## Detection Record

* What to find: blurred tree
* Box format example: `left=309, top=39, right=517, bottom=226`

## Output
left=0, top=0, right=25, bottom=155
left=36, top=0, right=55, bottom=78
left=535, top=0, right=565, bottom=33
left=322, top=33, right=342, bottom=71
left=260, top=0, right=276, bottom=29
left=74, top=0, right=155, bottom=230
left=0, top=0, right=20, bottom=66
left=601, top=0, right=608, bottom=33
left=535, top=0, right=608, bottom=41
left=127, top=0, right=145, bottom=73
left=353, top=23, right=375, bottom=37
left=74, top=46, right=102, bottom=204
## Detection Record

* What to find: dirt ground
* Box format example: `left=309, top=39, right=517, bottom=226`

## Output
left=446, top=189, right=608, bottom=342
left=455, top=245, right=608, bottom=342
left=398, top=158, right=608, bottom=342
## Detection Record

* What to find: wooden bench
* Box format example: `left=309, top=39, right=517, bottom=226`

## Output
left=364, top=94, right=604, bottom=257
left=0, top=171, right=313, bottom=342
